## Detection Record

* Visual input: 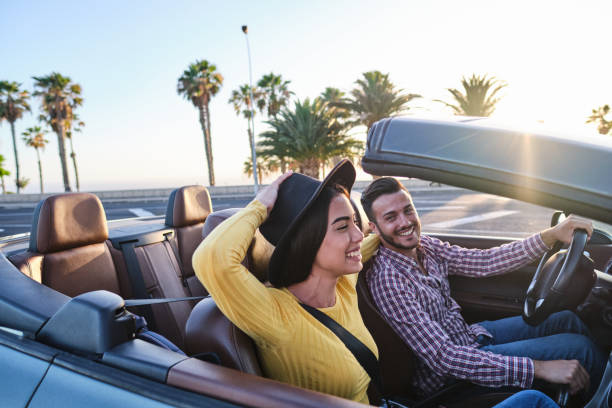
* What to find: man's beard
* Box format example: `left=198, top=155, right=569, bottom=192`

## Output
left=377, top=227, right=419, bottom=252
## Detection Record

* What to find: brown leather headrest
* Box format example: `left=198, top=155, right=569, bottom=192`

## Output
left=201, top=208, right=239, bottom=239
left=30, top=193, right=108, bottom=254
left=202, top=208, right=274, bottom=283
left=166, top=185, right=212, bottom=227
left=185, top=296, right=263, bottom=376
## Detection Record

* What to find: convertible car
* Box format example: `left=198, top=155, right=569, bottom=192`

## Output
left=0, top=117, right=610, bottom=408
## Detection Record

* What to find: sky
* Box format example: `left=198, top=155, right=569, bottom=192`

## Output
left=1, top=0, right=611, bottom=193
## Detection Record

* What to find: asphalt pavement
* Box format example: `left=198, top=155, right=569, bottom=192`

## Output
left=0, top=189, right=555, bottom=239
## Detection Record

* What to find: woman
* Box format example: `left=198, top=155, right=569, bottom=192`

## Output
left=194, top=160, right=380, bottom=403
left=193, top=160, right=560, bottom=407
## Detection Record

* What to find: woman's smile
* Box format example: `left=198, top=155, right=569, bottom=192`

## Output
left=346, top=247, right=362, bottom=263
left=313, top=195, right=364, bottom=277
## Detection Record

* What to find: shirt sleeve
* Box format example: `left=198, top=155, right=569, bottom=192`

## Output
left=192, top=200, right=289, bottom=342
left=427, top=233, right=549, bottom=278
left=369, top=265, right=534, bottom=389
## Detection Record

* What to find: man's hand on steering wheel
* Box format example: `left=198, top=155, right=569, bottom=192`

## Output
left=523, top=215, right=596, bottom=326
left=540, top=215, right=593, bottom=248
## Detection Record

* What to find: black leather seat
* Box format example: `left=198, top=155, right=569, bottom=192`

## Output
left=356, top=262, right=417, bottom=402
left=357, top=261, right=515, bottom=407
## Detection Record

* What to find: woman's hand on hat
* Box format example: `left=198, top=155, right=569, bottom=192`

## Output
left=256, top=171, right=293, bottom=215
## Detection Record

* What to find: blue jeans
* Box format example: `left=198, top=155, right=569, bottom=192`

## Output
left=478, top=310, right=607, bottom=398
left=493, top=390, right=558, bottom=408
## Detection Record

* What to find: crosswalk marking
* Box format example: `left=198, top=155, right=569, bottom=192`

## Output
left=427, top=210, right=517, bottom=229
left=129, top=208, right=155, bottom=217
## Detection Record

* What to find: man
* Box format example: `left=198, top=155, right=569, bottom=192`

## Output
left=360, top=177, right=606, bottom=399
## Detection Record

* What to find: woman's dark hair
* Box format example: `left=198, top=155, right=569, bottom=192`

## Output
left=272, top=184, right=349, bottom=287
left=350, top=199, right=363, bottom=232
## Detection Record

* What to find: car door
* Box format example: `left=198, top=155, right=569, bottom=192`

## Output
left=432, top=232, right=612, bottom=325
left=0, top=330, right=238, bottom=408
left=428, top=234, right=535, bottom=323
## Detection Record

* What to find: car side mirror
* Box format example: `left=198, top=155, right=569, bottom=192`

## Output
left=550, top=210, right=567, bottom=227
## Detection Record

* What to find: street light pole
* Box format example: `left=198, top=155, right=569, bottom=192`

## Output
left=242, top=25, right=259, bottom=194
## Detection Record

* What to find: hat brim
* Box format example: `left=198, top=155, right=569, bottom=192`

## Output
left=267, top=159, right=356, bottom=286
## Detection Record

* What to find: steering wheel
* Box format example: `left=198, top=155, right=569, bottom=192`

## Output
left=522, top=229, right=589, bottom=326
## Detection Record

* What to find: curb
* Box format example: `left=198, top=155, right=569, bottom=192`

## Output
left=0, top=179, right=460, bottom=206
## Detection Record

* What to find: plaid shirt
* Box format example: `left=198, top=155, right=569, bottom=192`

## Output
left=367, top=233, right=549, bottom=396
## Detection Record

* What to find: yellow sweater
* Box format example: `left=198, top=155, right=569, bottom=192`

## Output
left=193, top=200, right=380, bottom=404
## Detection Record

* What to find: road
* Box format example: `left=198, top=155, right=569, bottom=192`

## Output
left=0, top=188, right=555, bottom=239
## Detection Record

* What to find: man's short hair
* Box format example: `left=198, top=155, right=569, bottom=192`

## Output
left=360, top=177, right=411, bottom=223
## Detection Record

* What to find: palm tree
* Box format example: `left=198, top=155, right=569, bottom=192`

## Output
left=437, top=74, right=507, bottom=117
left=32, top=72, right=83, bottom=192
left=320, top=87, right=359, bottom=168
left=256, top=73, right=292, bottom=118
left=0, top=81, right=31, bottom=193
left=0, top=155, right=10, bottom=194
left=16, top=177, right=29, bottom=190
left=243, top=151, right=280, bottom=184
left=320, top=87, right=352, bottom=121
left=229, top=84, right=263, bottom=169
left=337, top=71, right=421, bottom=132
left=22, top=126, right=49, bottom=193
left=255, top=73, right=293, bottom=172
left=66, top=116, right=85, bottom=191
left=258, top=98, right=362, bottom=178
left=177, top=60, right=223, bottom=186
left=586, top=104, right=611, bottom=135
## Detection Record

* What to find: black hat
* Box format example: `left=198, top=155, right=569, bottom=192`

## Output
left=260, top=159, right=356, bottom=286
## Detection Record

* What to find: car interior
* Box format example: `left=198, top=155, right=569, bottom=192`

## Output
left=0, top=188, right=365, bottom=408
left=1, top=182, right=611, bottom=407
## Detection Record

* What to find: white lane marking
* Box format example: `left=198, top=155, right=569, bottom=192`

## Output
left=424, top=228, right=528, bottom=237
left=414, top=200, right=471, bottom=204
left=414, top=196, right=510, bottom=205
left=427, top=210, right=517, bottom=229
left=418, top=206, right=465, bottom=211
left=129, top=208, right=155, bottom=217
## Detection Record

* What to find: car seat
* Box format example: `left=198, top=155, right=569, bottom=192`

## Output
left=165, top=185, right=213, bottom=297
left=184, top=208, right=273, bottom=374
